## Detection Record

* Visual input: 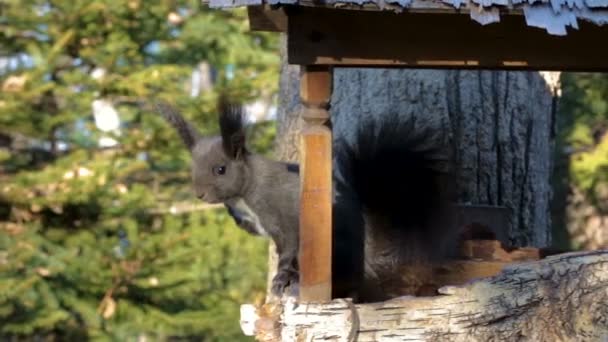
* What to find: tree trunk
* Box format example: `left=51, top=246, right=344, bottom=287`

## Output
left=447, top=71, right=558, bottom=247
left=330, top=69, right=556, bottom=248
left=273, top=34, right=303, bottom=164
left=276, top=63, right=556, bottom=248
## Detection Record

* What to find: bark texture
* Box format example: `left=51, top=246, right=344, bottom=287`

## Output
left=276, top=68, right=557, bottom=248
left=243, top=250, right=608, bottom=341
left=273, top=34, right=303, bottom=164
left=446, top=71, right=556, bottom=247
left=330, top=69, right=556, bottom=248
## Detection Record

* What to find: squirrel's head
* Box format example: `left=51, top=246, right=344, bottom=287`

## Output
left=155, top=97, right=250, bottom=204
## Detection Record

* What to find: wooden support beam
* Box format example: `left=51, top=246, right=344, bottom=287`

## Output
left=298, top=65, right=333, bottom=302
left=287, top=6, right=608, bottom=71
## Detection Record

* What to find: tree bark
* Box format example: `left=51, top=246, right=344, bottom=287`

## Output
left=447, top=71, right=557, bottom=247
left=330, top=69, right=556, bottom=248
left=278, top=68, right=557, bottom=247
left=273, top=35, right=303, bottom=164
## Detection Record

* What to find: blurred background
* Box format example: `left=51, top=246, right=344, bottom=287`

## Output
left=0, top=1, right=278, bottom=340
left=0, top=1, right=606, bottom=341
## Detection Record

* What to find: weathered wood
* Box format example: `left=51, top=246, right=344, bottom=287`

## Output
left=241, top=0, right=514, bottom=20
left=299, top=66, right=333, bottom=302
left=242, top=249, right=608, bottom=341
left=287, top=7, right=608, bottom=71
left=215, top=0, right=608, bottom=38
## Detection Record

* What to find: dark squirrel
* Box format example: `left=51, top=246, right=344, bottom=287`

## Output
left=156, top=97, right=455, bottom=302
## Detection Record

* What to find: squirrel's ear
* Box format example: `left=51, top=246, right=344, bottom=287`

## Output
left=154, top=101, right=202, bottom=151
left=218, top=96, right=248, bottom=160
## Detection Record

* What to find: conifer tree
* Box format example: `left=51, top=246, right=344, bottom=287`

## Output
left=0, top=1, right=279, bottom=340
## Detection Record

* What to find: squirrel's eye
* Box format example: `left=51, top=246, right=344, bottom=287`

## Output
left=213, top=165, right=226, bottom=176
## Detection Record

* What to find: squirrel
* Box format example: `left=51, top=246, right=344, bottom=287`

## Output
left=155, top=97, right=456, bottom=302
left=155, top=98, right=300, bottom=296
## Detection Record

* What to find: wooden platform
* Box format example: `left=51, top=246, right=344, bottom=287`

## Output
left=239, top=241, right=608, bottom=341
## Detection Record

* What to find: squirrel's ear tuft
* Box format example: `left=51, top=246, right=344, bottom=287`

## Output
left=218, top=95, right=247, bottom=160
left=154, top=101, right=201, bottom=151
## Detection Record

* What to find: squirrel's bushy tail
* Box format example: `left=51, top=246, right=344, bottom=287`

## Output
left=333, top=117, right=456, bottom=301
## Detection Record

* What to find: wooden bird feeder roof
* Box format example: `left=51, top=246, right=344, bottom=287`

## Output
left=207, top=0, right=608, bottom=71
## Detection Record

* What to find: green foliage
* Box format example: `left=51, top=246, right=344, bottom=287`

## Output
left=560, top=73, right=608, bottom=194
left=0, top=1, right=278, bottom=340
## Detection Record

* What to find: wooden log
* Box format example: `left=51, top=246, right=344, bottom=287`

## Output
left=241, top=249, right=608, bottom=341
left=298, top=66, right=333, bottom=302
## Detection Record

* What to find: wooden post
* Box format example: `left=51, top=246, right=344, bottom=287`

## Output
left=299, top=65, right=333, bottom=302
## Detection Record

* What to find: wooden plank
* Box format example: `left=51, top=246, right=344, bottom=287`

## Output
left=299, top=66, right=333, bottom=302
left=287, top=7, right=608, bottom=71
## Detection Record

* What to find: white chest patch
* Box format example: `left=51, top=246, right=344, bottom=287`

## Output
left=229, top=197, right=269, bottom=237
